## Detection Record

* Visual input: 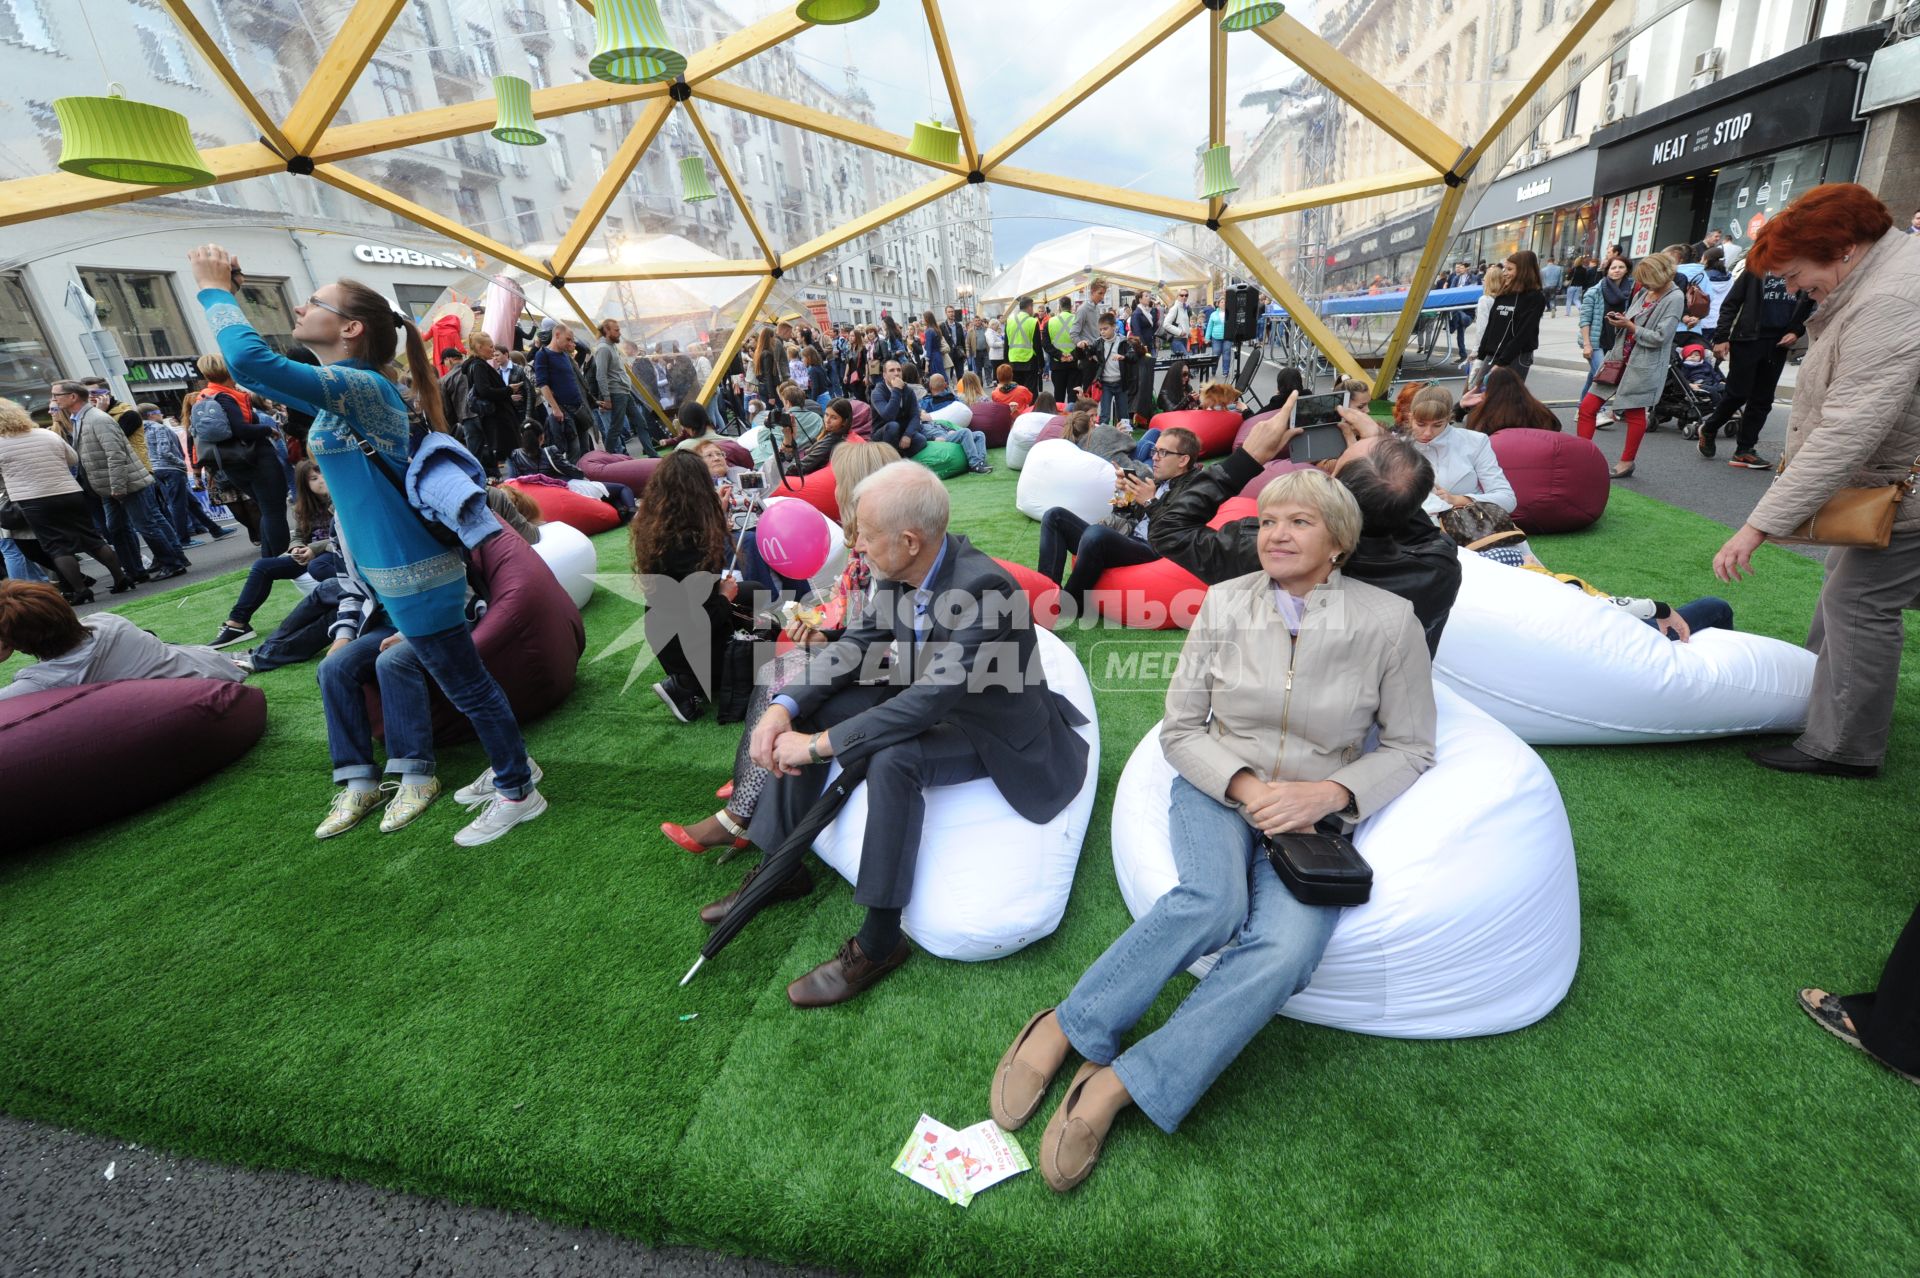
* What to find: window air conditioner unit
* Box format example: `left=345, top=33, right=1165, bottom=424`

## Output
left=1690, top=46, right=1724, bottom=89
left=1865, top=0, right=1891, bottom=20
left=1603, top=75, right=1639, bottom=123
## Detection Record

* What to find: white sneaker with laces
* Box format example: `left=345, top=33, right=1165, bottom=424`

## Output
left=454, top=788, right=548, bottom=846
left=453, top=759, right=544, bottom=808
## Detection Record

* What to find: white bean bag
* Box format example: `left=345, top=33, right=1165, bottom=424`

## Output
left=1435, top=550, right=1817, bottom=744
left=929, top=401, right=974, bottom=431
left=1006, top=411, right=1054, bottom=470
left=530, top=520, right=596, bottom=609
left=810, top=626, right=1100, bottom=961
left=1016, top=438, right=1117, bottom=525
left=1110, top=686, right=1579, bottom=1039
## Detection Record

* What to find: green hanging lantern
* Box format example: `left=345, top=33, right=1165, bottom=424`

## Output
left=589, top=0, right=686, bottom=85
left=1201, top=144, right=1239, bottom=199
left=680, top=155, right=717, bottom=202
left=794, top=0, right=879, bottom=22
left=908, top=118, right=960, bottom=166
left=1220, top=0, right=1285, bottom=32
left=53, top=89, right=213, bottom=185
left=490, top=75, right=546, bottom=146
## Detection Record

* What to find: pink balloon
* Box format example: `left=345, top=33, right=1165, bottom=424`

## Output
left=756, top=498, right=832, bottom=579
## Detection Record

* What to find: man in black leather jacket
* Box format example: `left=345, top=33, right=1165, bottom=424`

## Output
left=1147, top=398, right=1462, bottom=653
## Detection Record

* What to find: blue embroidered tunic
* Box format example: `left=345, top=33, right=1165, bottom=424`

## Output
left=199, top=289, right=468, bottom=637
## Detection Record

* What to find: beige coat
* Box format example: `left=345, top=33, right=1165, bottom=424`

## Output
left=1161, top=568, right=1436, bottom=821
left=1750, top=230, right=1920, bottom=538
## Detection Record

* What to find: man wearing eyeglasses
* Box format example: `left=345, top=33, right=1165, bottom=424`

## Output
left=1034, top=426, right=1201, bottom=619
left=52, top=380, right=190, bottom=584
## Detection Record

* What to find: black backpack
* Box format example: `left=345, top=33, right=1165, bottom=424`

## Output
left=577, top=348, right=604, bottom=404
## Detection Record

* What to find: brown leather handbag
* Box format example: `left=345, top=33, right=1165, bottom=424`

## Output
left=1771, top=455, right=1920, bottom=549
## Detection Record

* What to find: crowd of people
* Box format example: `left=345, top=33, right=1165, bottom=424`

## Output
left=3, top=182, right=1917, bottom=1194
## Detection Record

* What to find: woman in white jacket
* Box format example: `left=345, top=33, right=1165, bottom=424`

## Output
left=1404, top=385, right=1515, bottom=518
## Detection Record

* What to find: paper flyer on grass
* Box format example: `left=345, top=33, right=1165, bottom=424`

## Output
left=893, top=1114, right=1031, bottom=1207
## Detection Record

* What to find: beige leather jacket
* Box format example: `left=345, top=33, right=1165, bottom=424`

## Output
left=1750, top=229, right=1920, bottom=538
left=1161, top=568, right=1436, bottom=820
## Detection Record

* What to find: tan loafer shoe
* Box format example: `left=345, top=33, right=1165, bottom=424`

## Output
left=379, top=778, right=442, bottom=833
left=315, top=786, right=383, bottom=839
left=990, top=1008, right=1064, bottom=1132
left=1039, top=1063, right=1109, bottom=1193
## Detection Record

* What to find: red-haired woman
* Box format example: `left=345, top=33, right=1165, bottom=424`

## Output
left=1712, top=183, right=1920, bottom=779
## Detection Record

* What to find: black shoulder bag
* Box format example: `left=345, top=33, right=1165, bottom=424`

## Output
left=1260, top=820, right=1373, bottom=906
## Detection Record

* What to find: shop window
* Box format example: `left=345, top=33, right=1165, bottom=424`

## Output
left=77, top=268, right=194, bottom=361
left=393, top=285, right=444, bottom=324
left=0, top=0, right=54, bottom=51
left=0, top=271, right=60, bottom=413
left=236, top=278, right=296, bottom=355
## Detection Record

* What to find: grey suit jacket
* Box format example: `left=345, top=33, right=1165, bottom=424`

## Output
left=785, top=534, right=1090, bottom=824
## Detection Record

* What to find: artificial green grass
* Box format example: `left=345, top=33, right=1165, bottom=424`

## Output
left=4, top=467, right=1918, bottom=1275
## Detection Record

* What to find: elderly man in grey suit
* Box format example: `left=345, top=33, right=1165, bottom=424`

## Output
left=703, top=463, right=1091, bottom=1007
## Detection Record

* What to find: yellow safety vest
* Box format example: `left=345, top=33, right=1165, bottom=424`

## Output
left=1006, top=310, right=1038, bottom=362
left=1046, top=313, right=1074, bottom=356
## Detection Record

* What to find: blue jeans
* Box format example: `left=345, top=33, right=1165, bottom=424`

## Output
left=1057, top=775, right=1340, bottom=1133
left=608, top=393, right=660, bottom=456
left=248, top=581, right=358, bottom=673
left=1132, top=428, right=1161, bottom=464
left=2, top=537, right=47, bottom=582
left=230, top=551, right=342, bottom=626
left=317, top=622, right=533, bottom=796
left=1099, top=381, right=1131, bottom=425
left=1170, top=338, right=1188, bottom=356
left=1212, top=338, right=1232, bottom=379
left=151, top=469, right=217, bottom=542
left=107, top=486, right=188, bottom=574
left=1576, top=344, right=1605, bottom=402
left=1036, top=507, right=1161, bottom=609
left=1648, top=596, right=1735, bottom=637
left=930, top=424, right=988, bottom=469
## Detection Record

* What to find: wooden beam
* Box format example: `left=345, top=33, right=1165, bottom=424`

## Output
left=311, top=164, right=551, bottom=278
left=0, top=143, right=285, bottom=229
left=1369, top=180, right=1468, bottom=397
left=698, top=274, right=777, bottom=404
left=980, top=0, right=1203, bottom=172
left=682, top=102, right=778, bottom=268
left=313, top=81, right=671, bottom=165
left=1460, top=0, right=1621, bottom=173
left=783, top=173, right=969, bottom=272
left=694, top=80, right=964, bottom=175
left=922, top=0, right=979, bottom=172
left=282, top=0, right=409, bottom=155
left=552, top=98, right=673, bottom=279
left=565, top=259, right=770, bottom=283
left=1219, top=166, right=1438, bottom=224
left=158, top=0, right=294, bottom=156
left=989, top=165, right=1210, bottom=224
left=683, top=8, right=812, bottom=87
left=1253, top=14, right=1462, bottom=173
left=1214, top=222, right=1366, bottom=383
left=1207, top=16, right=1227, bottom=223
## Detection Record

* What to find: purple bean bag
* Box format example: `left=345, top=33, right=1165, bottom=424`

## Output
left=970, top=399, right=1014, bottom=448
left=578, top=450, right=659, bottom=495
left=1489, top=428, right=1611, bottom=534
left=1237, top=458, right=1319, bottom=501
left=1, top=678, right=267, bottom=848
left=370, top=527, right=586, bottom=744
left=850, top=399, right=874, bottom=439
left=1035, top=414, right=1067, bottom=444
left=1232, top=407, right=1285, bottom=454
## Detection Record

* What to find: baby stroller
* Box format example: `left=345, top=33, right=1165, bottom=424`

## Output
left=1652, top=347, right=1714, bottom=437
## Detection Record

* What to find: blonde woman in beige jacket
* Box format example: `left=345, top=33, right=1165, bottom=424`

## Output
left=1713, top=184, right=1920, bottom=778
left=988, top=468, right=1437, bottom=1192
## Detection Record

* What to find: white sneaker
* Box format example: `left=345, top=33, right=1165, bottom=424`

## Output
left=454, top=789, right=548, bottom=846
left=453, top=759, right=544, bottom=808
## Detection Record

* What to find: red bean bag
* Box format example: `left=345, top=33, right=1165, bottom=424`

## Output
left=1237, top=458, right=1319, bottom=501
left=1152, top=409, right=1242, bottom=457
left=578, top=450, right=659, bottom=495
left=503, top=478, right=620, bottom=535
left=1, top=678, right=267, bottom=849
left=970, top=399, right=1014, bottom=448
left=1088, top=497, right=1259, bottom=630
left=1035, top=415, right=1067, bottom=444
left=768, top=466, right=839, bottom=521
left=1489, top=428, right=1610, bottom=534
left=370, top=527, right=587, bottom=744
left=992, top=557, right=1061, bottom=630
left=1231, top=407, right=1284, bottom=454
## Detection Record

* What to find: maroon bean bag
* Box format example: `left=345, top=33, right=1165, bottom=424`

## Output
left=1231, top=407, right=1285, bottom=454
left=1, top=678, right=266, bottom=848
left=716, top=438, right=755, bottom=470
left=1237, top=458, right=1319, bottom=501
left=503, top=478, right=621, bottom=535
left=970, top=400, right=1014, bottom=448
left=1035, top=415, right=1067, bottom=444
left=1152, top=408, right=1242, bottom=457
left=991, top=557, right=1061, bottom=630
left=578, top=450, right=659, bottom=495
left=769, top=466, right=840, bottom=521
left=850, top=400, right=874, bottom=440
left=1088, top=497, right=1259, bottom=630
left=370, top=527, right=587, bottom=744
left=1489, top=428, right=1610, bottom=534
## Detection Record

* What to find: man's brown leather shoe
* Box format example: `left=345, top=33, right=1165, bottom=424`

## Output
left=698, top=861, right=814, bottom=927
left=786, top=935, right=911, bottom=1008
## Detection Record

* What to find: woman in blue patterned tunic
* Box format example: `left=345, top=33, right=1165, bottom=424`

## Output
left=188, top=245, right=546, bottom=847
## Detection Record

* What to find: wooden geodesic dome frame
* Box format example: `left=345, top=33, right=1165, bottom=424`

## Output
left=0, top=0, right=1620, bottom=401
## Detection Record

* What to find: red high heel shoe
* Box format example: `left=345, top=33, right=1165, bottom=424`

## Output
left=661, top=815, right=750, bottom=855
left=716, top=781, right=734, bottom=801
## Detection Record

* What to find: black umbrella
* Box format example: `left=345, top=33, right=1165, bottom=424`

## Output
left=679, top=756, right=871, bottom=986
